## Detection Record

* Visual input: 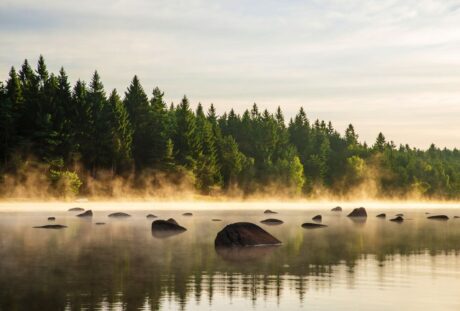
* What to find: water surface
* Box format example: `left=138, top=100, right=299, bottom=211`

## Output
left=1, top=202, right=460, bottom=310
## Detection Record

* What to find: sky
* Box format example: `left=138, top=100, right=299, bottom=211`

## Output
left=1, top=0, right=460, bottom=149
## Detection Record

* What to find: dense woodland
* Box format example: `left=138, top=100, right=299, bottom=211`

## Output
left=1, top=56, right=460, bottom=199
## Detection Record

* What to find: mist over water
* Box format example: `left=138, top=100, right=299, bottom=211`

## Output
left=1, top=202, right=460, bottom=310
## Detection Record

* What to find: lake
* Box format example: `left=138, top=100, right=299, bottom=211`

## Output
left=1, top=202, right=460, bottom=311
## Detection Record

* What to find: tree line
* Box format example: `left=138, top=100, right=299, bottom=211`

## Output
left=1, top=56, right=460, bottom=198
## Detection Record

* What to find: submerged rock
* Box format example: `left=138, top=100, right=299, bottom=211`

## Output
left=151, top=219, right=187, bottom=238
left=146, top=214, right=157, bottom=218
left=182, top=212, right=193, bottom=216
left=95, top=222, right=106, bottom=225
left=34, top=224, right=67, bottom=229
left=312, top=215, right=322, bottom=222
left=427, top=215, right=449, bottom=220
left=108, top=212, right=131, bottom=218
left=48, top=217, right=56, bottom=221
left=264, top=209, right=277, bottom=214
left=76, top=210, right=93, bottom=217
left=390, top=216, right=404, bottom=222
left=215, top=222, right=281, bottom=247
left=454, top=216, right=460, bottom=219
left=301, top=222, right=327, bottom=229
left=68, top=207, right=84, bottom=212
left=212, top=219, right=222, bottom=222
left=260, top=218, right=284, bottom=225
left=376, top=213, right=386, bottom=218
left=347, top=207, right=367, bottom=218
left=331, top=206, right=342, bottom=212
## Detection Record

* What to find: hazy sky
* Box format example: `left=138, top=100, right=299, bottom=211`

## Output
left=1, top=0, right=460, bottom=149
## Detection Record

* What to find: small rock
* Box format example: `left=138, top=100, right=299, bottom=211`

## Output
left=454, top=216, right=460, bottom=219
left=260, top=218, right=284, bottom=225
left=331, top=206, right=342, bottom=212
left=427, top=215, right=449, bottom=220
left=146, top=214, right=157, bottom=218
left=215, top=222, right=281, bottom=247
left=264, top=209, right=277, bottom=214
left=108, top=212, right=131, bottom=218
left=301, top=222, right=327, bottom=229
left=312, top=215, right=322, bottom=222
left=182, top=212, right=193, bottom=216
left=34, top=224, right=67, bottom=229
left=396, top=213, right=404, bottom=217
left=151, top=219, right=187, bottom=238
left=95, top=222, right=106, bottom=225
left=212, top=219, right=222, bottom=222
left=390, top=216, right=404, bottom=222
left=48, top=217, right=56, bottom=221
left=77, top=210, right=93, bottom=217
left=376, top=213, right=386, bottom=218
left=347, top=207, right=367, bottom=217
left=68, top=207, right=84, bottom=212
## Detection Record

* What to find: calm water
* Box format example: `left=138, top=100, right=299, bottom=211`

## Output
left=1, top=202, right=460, bottom=311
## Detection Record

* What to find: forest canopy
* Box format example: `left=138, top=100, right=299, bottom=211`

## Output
left=1, top=56, right=460, bottom=199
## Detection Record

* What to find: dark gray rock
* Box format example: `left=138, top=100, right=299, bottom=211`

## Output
left=312, top=215, right=322, bottom=222
left=264, top=209, right=277, bottom=214
left=454, top=216, right=460, bottom=219
left=182, top=212, right=193, bottom=216
left=108, top=212, right=131, bottom=218
left=347, top=207, right=367, bottom=217
left=331, top=206, right=342, bottom=212
left=427, top=215, right=449, bottom=220
left=34, top=224, right=67, bottom=229
left=260, top=218, right=284, bottom=225
left=212, top=219, right=222, bottom=222
left=376, top=213, right=386, bottom=218
left=390, top=216, right=404, bottom=222
left=215, top=222, right=281, bottom=247
left=95, top=222, right=106, bottom=225
left=151, top=219, right=187, bottom=238
left=76, top=210, right=93, bottom=217
left=48, top=217, right=56, bottom=221
left=68, top=207, right=84, bottom=212
left=301, top=222, right=327, bottom=229
left=396, top=213, right=404, bottom=217
left=167, top=218, right=178, bottom=225
left=146, top=214, right=157, bottom=218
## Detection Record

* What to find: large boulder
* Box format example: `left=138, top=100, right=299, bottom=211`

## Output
left=427, top=215, right=449, bottom=220
left=215, top=222, right=281, bottom=247
left=347, top=207, right=367, bottom=217
left=108, top=212, right=131, bottom=218
left=331, top=206, right=342, bottom=212
left=76, top=210, right=93, bottom=217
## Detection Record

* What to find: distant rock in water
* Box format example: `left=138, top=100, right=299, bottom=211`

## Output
left=34, top=224, right=67, bottom=229
left=312, top=215, right=322, bottom=222
left=301, top=222, right=327, bottom=229
left=68, top=207, right=84, bottom=212
left=454, top=216, right=460, bottom=219
left=108, top=212, right=131, bottom=218
left=182, top=212, right=193, bottom=216
left=390, top=216, right=404, bottom=222
left=347, top=207, right=367, bottom=217
left=331, top=206, right=342, bottom=212
left=215, top=222, right=281, bottom=247
left=264, top=209, right=277, bottom=214
left=427, top=215, right=449, bottom=220
left=48, top=217, right=55, bottom=221
left=76, top=210, right=93, bottom=217
left=212, top=219, right=222, bottom=222
left=396, top=213, right=404, bottom=217
left=151, top=219, right=187, bottom=238
left=376, top=213, right=386, bottom=218
left=167, top=218, right=178, bottom=225
left=260, top=218, right=284, bottom=225
left=146, top=214, right=157, bottom=218
left=95, top=222, right=106, bottom=225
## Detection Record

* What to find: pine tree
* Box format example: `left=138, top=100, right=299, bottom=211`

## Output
left=173, top=96, right=198, bottom=167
